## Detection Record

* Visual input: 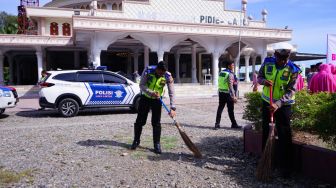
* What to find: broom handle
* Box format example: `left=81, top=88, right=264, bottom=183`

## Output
left=160, top=97, right=170, bottom=113
left=269, top=86, right=274, bottom=136
left=159, top=98, right=177, bottom=122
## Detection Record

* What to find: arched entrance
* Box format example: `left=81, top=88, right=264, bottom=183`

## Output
left=169, top=39, right=207, bottom=83
left=101, top=36, right=156, bottom=80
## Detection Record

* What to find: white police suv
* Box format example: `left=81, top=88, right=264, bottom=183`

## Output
left=39, top=69, right=141, bottom=117
left=0, top=86, right=19, bottom=114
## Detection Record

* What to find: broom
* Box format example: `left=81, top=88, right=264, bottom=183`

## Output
left=159, top=98, right=202, bottom=158
left=256, top=86, right=275, bottom=181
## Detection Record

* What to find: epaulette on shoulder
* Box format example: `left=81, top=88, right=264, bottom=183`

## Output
left=264, top=57, right=276, bottom=64
left=146, top=65, right=157, bottom=74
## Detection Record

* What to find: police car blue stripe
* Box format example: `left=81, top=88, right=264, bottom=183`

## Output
left=127, top=86, right=135, bottom=104
left=124, top=86, right=132, bottom=104
left=84, top=83, right=91, bottom=105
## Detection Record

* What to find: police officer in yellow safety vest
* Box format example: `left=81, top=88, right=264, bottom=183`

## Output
left=131, top=61, right=176, bottom=154
left=258, top=42, right=300, bottom=178
left=215, top=61, right=241, bottom=130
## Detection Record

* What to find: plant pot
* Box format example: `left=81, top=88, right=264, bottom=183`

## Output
left=301, top=144, right=336, bottom=185
left=243, top=125, right=262, bottom=156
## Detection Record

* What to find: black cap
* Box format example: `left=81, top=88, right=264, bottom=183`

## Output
left=275, top=49, right=291, bottom=56
left=224, top=61, right=234, bottom=68
left=157, top=61, right=167, bottom=71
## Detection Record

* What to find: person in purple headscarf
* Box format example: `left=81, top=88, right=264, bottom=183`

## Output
left=329, top=64, right=336, bottom=82
left=309, top=64, right=336, bottom=93
left=296, top=73, right=305, bottom=91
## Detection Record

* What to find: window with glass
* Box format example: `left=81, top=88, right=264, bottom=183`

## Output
left=53, top=73, right=76, bottom=81
left=77, top=73, right=103, bottom=83
left=50, top=22, right=58, bottom=35
left=103, top=73, right=126, bottom=84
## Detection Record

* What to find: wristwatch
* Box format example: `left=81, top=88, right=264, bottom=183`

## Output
left=170, top=107, right=176, bottom=111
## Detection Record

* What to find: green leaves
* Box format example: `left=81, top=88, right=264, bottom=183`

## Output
left=243, top=92, right=263, bottom=131
left=0, top=11, right=18, bottom=34
left=243, top=90, right=336, bottom=149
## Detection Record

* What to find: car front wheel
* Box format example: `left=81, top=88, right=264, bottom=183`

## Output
left=58, top=98, right=79, bottom=117
left=0, top=108, right=5, bottom=115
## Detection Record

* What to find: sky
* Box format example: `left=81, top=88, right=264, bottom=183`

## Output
left=1, top=0, right=335, bottom=67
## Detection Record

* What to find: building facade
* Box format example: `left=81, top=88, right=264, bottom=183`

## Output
left=0, top=0, right=292, bottom=85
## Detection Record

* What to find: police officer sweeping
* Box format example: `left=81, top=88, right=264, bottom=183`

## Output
left=215, top=61, right=241, bottom=130
left=258, top=42, right=300, bottom=178
left=131, top=61, right=176, bottom=154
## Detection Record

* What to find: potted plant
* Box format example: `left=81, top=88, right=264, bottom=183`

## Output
left=242, top=92, right=263, bottom=156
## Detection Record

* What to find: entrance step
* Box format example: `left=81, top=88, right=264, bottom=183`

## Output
left=11, top=85, right=39, bottom=98
left=165, top=83, right=218, bottom=98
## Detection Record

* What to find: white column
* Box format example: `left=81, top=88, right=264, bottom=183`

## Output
left=191, top=44, right=198, bottom=83
left=74, top=51, right=80, bottom=69
left=133, top=51, right=139, bottom=72
left=244, top=55, right=251, bottom=82
left=0, top=52, right=4, bottom=85
left=92, top=50, right=101, bottom=67
left=174, top=52, right=181, bottom=83
left=40, top=18, right=46, bottom=35
left=212, top=52, right=220, bottom=86
left=251, top=55, right=257, bottom=75
left=157, top=50, right=164, bottom=62
left=36, top=51, right=43, bottom=81
left=234, top=55, right=240, bottom=77
left=144, top=46, right=149, bottom=68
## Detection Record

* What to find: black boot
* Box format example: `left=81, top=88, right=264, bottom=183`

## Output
left=131, top=124, right=142, bottom=150
left=153, top=126, right=162, bottom=154
left=154, top=143, right=162, bottom=154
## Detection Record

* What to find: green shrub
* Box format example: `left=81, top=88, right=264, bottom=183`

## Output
left=243, top=90, right=336, bottom=149
left=243, top=92, right=263, bottom=131
left=292, top=91, right=333, bottom=131
left=314, top=94, right=336, bottom=149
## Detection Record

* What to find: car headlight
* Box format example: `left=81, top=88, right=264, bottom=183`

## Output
left=0, top=90, right=11, bottom=97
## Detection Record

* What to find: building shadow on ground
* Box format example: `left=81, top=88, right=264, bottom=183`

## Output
left=15, top=108, right=135, bottom=118
left=77, top=139, right=131, bottom=149
left=180, top=123, right=243, bottom=132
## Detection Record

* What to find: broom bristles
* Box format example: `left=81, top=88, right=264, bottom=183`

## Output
left=256, top=135, right=275, bottom=181
left=175, top=122, right=202, bottom=158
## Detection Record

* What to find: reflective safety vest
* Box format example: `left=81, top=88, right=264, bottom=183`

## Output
left=261, top=58, right=298, bottom=104
left=218, top=70, right=230, bottom=93
left=143, top=73, right=166, bottom=99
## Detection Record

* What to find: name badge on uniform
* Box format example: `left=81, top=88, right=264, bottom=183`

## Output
left=266, top=66, right=273, bottom=75
left=281, top=71, right=290, bottom=81
left=160, top=79, right=166, bottom=87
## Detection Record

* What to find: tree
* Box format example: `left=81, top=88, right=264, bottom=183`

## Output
left=0, top=11, right=18, bottom=34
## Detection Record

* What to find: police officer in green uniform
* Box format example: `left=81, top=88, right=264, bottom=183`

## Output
left=215, top=61, right=241, bottom=129
left=131, top=61, right=176, bottom=154
left=258, top=42, right=300, bottom=178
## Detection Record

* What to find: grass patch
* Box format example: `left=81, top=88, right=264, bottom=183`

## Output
left=0, top=168, right=35, bottom=186
left=131, top=150, right=147, bottom=159
left=161, top=136, right=178, bottom=150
